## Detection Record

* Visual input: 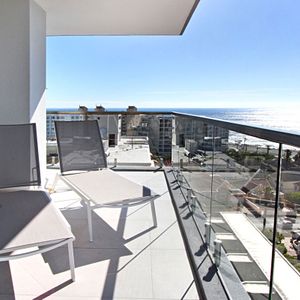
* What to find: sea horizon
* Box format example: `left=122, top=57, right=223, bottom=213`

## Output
left=47, top=107, right=300, bottom=135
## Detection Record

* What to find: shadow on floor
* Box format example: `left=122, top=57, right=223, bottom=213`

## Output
left=0, top=261, right=15, bottom=299
left=41, top=203, right=156, bottom=299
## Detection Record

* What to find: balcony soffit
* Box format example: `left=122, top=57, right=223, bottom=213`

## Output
left=35, top=0, right=200, bottom=36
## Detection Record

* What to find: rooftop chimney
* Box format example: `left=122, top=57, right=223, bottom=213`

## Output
left=78, top=105, right=88, bottom=113
left=95, top=105, right=106, bottom=112
left=127, top=106, right=137, bottom=112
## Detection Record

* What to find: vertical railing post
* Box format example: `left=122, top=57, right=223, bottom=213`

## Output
left=187, top=188, right=192, bottom=203
left=191, top=195, right=197, bottom=212
left=214, top=239, right=222, bottom=267
left=107, top=114, right=109, bottom=141
left=205, top=222, right=211, bottom=246
left=180, top=158, right=183, bottom=169
left=159, top=157, right=164, bottom=168
left=51, top=155, right=55, bottom=166
left=209, top=126, right=215, bottom=225
left=268, top=143, right=282, bottom=300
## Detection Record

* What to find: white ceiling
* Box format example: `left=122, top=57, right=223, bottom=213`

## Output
left=35, top=0, right=199, bottom=36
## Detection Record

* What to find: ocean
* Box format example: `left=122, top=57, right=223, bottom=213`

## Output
left=171, top=107, right=300, bottom=147
left=47, top=107, right=300, bottom=147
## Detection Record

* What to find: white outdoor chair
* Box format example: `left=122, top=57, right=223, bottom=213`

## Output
left=0, top=124, right=75, bottom=281
left=53, top=120, right=158, bottom=242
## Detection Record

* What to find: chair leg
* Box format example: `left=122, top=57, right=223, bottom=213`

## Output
left=48, top=173, right=59, bottom=193
left=86, top=201, right=93, bottom=242
left=150, top=199, right=157, bottom=227
left=67, top=240, right=75, bottom=282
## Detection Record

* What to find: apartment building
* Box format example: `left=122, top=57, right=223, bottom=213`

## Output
left=47, top=113, right=85, bottom=140
left=46, top=107, right=173, bottom=158
left=174, top=116, right=229, bottom=152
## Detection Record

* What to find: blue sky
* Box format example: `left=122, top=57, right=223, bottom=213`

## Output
left=46, top=0, right=300, bottom=109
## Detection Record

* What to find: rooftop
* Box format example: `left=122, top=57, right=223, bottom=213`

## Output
left=107, top=137, right=154, bottom=167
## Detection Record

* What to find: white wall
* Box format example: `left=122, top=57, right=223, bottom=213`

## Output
left=0, top=0, right=47, bottom=183
left=0, top=0, right=30, bottom=123
left=30, top=0, right=46, bottom=119
left=29, top=0, right=46, bottom=181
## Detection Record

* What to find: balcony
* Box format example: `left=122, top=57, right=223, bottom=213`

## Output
left=2, top=112, right=300, bottom=299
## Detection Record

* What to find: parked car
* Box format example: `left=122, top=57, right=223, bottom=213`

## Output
left=184, top=149, right=195, bottom=158
left=290, top=230, right=300, bottom=257
left=196, top=149, right=207, bottom=156
left=192, top=158, right=204, bottom=165
left=291, top=229, right=300, bottom=240
left=284, top=216, right=296, bottom=223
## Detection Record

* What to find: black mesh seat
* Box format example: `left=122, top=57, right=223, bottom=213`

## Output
left=54, top=120, right=158, bottom=242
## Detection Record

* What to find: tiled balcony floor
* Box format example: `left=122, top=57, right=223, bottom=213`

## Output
left=0, top=169, right=198, bottom=300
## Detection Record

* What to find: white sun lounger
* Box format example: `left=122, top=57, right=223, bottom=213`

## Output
left=0, top=124, right=75, bottom=281
left=54, top=120, right=158, bottom=242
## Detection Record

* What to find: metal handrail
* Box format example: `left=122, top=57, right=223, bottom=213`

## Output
left=46, top=110, right=300, bottom=147
left=172, top=111, right=300, bottom=148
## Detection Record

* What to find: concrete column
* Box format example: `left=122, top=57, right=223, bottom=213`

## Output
left=0, top=0, right=46, bottom=181
left=171, top=116, right=176, bottom=146
left=118, top=114, right=122, bottom=143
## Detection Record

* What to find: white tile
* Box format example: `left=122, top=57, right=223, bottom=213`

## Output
left=227, top=254, right=252, bottom=262
left=183, top=282, right=200, bottom=300
left=5, top=252, right=71, bottom=297
left=116, top=171, right=168, bottom=195
left=49, top=297, right=99, bottom=300
left=68, top=216, right=152, bottom=251
left=50, top=191, right=82, bottom=207
left=122, top=220, right=153, bottom=251
left=210, top=217, right=225, bottom=224
left=9, top=297, right=35, bottom=300
left=96, top=201, right=154, bottom=223
left=150, top=222, right=185, bottom=250
left=47, top=248, right=123, bottom=298
left=151, top=196, right=177, bottom=222
left=102, top=250, right=153, bottom=299
left=101, top=298, right=153, bottom=300
left=243, top=282, right=269, bottom=294
left=151, top=250, right=194, bottom=299
left=215, top=233, right=236, bottom=240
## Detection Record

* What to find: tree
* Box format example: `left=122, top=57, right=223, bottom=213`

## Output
left=286, top=192, right=300, bottom=205
left=264, top=186, right=273, bottom=200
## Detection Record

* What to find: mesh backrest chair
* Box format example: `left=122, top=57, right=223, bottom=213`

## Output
left=0, top=124, right=40, bottom=188
left=55, top=120, right=107, bottom=173
left=0, top=124, right=75, bottom=282
left=54, top=120, right=158, bottom=242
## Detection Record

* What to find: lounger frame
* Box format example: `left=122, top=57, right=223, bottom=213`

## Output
left=52, top=171, right=157, bottom=242
left=53, top=120, right=158, bottom=242
left=0, top=123, right=76, bottom=282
